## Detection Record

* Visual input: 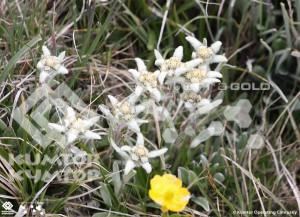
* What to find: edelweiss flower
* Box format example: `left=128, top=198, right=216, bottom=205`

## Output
left=180, top=91, right=210, bottom=111
left=32, top=204, right=45, bottom=216
left=129, top=58, right=162, bottom=101
left=180, top=91, right=223, bottom=114
left=154, top=46, right=201, bottom=84
left=186, top=36, right=227, bottom=67
left=49, top=107, right=101, bottom=144
left=99, top=94, right=146, bottom=133
left=149, top=174, right=190, bottom=212
left=180, top=65, right=222, bottom=92
left=37, top=46, right=68, bottom=83
left=111, top=134, right=167, bottom=175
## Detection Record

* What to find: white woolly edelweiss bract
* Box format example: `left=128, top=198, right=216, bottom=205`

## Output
left=111, top=134, right=167, bottom=175
left=129, top=58, right=162, bottom=101
left=186, top=36, right=227, bottom=67
left=179, top=64, right=223, bottom=92
left=32, top=204, right=45, bottom=216
left=16, top=204, right=45, bottom=217
left=99, top=94, right=147, bottom=133
left=154, top=46, right=201, bottom=84
left=37, top=46, right=68, bottom=83
left=49, top=107, right=101, bottom=144
left=180, top=91, right=211, bottom=111
left=180, top=91, right=223, bottom=114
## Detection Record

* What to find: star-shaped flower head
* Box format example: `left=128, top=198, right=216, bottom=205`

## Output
left=180, top=91, right=211, bottom=111
left=37, top=46, right=68, bottom=83
left=154, top=46, right=201, bottom=84
left=179, top=65, right=223, bottom=93
left=99, top=94, right=147, bottom=133
left=32, top=204, right=45, bottom=216
left=49, top=106, right=101, bottom=144
left=129, top=58, right=162, bottom=101
left=186, top=36, right=227, bottom=68
left=180, top=91, right=223, bottom=114
left=111, top=133, right=167, bottom=175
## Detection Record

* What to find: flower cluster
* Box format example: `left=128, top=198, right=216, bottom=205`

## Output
left=35, top=35, right=226, bottom=213
left=100, top=35, right=226, bottom=173
left=15, top=204, right=45, bottom=217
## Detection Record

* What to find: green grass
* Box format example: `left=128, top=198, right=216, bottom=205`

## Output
left=0, top=0, right=300, bottom=216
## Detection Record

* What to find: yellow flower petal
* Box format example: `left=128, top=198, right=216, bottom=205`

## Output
left=149, top=173, right=190, bottom=212
left=162, top=174, right=182, bottom=188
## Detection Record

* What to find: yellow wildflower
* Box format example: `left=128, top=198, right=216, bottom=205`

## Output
left=149, top=174, right=190, bottom=212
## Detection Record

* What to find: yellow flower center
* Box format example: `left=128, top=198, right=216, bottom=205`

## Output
left=164, top=191, right=174, bottom=201
left=185, top=69, right=207, bottom=83
left=132, top=145, right=149, bottom=158
left=116, top=101, right=134, bottom=121
left=162, top=57, right=182, bottom=71
left=70, top=118, right=85, bottom=132
left=182, top=91, right=202, bottom=103
left=45, top=56, right=60, bottom=69
left=197, top=46, right=213, bottom=60
left=139, top=72, right=157, bottom=87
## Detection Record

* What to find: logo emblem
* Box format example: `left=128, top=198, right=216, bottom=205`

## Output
left=2, top=202, right=13, bottom=210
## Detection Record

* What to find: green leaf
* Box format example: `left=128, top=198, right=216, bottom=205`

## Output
left=200, top=154, right=209, bottom=167
left=2, top=127, right=18, bottom=146
left=100, top=182, right=112, bottom=207
left=112, top=162, right=122, bottom=195
left=214, top=172, right=225, bottom=183
left=192, top=196, right=210, bottom=212
left=92, top=213, right=119, bottom=217
left=147, top=30, right=156, bottom=50
left=178, top=167, right=198, bottom=186
left=178, top=167, right=189, bottom=185
left=169, top=214, right=185, bottom=217
left=0, top=35, right=41, bottom=83
left=280, top=3, right=292, bottom=48
left=0, top=119, right=7, bottom=130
